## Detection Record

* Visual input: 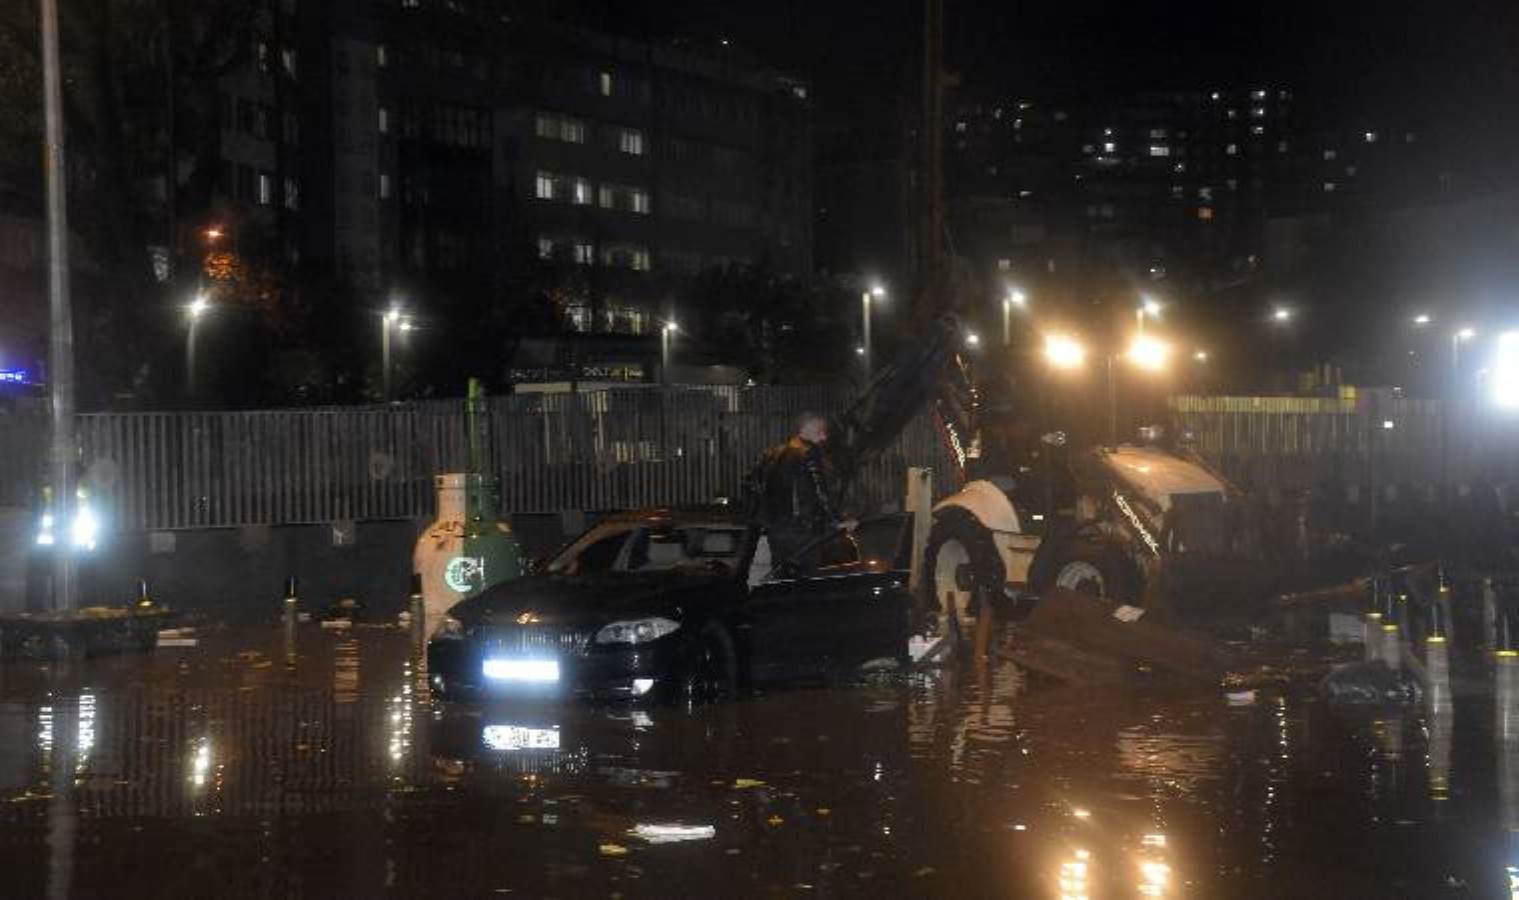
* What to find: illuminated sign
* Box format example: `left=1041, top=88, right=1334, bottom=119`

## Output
left=1113, top=491, right=1161, bottom=557
left=0, top=369, right=30, bottom=384
left=444, top=556, right=485, bottom=593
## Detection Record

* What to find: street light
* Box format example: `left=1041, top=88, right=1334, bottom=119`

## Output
left=1491, top=331, right=1519, bottom=410
left=661, top=321, right=679, bottom=384
left=862, top=285, right=885, bottom=371
left=186, top=294, right=210, bottom=399
left=1412, top=313, right=1432, bottom=326
left=1136, top=296, right=1162, bottom=334
left=1003, top=289, right=1026, bottom=346
left=1193, top=350, right=1209, bottom=363
left=381, top=307, right=402, bottom=401
left=965, top=331, right=981, bottom=348
left=1127, top=334, right=1171, bottom=372
left=1043, top=333, right=1086, bottom=371
left=1271, top=306, right=1293, bottom=324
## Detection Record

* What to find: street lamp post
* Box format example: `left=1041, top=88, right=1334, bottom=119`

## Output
left=1444, top=326, right=1477, bottom=496
left=1002, top=289, right=1025, bottom=347
left=382, top=308, right=401, bottom=401
left=861, top=286, right=885, bottom=371
left=186, top=295, right=209, bottom=398
left=661, top=321, right=678, bottom=384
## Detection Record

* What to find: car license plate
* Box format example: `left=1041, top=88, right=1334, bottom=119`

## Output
left=481, top=658, right=560, bottom=682
left=482, top=724, right=561, bottom=751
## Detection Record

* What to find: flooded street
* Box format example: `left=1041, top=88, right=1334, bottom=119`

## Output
left=0, top=617, right=1511, bottom=898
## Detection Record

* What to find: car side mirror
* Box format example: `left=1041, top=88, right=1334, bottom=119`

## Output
left=1041, top=430, right=1067, bottom=447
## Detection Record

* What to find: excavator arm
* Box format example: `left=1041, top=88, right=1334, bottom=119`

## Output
left=827, top=314, right=979, bottom=489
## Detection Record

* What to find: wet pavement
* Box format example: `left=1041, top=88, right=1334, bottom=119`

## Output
left=0, top=614, right=1515, bottom=898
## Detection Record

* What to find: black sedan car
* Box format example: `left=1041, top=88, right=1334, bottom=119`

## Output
left=427, top=508, right=915, bottom=702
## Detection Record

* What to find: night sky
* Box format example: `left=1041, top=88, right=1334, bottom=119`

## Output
left=572, top=0, right=1519, bottom=169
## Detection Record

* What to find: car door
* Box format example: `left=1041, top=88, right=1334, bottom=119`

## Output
left=745, top=521, right=908, bottom=683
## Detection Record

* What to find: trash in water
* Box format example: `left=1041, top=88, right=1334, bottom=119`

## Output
left=156, top=629, right=197, bottom=648
left=732, top=778, right=766, bottom=789
left=1225, top=690, right=1257, bottom=706
left=1319, top=660, right=1422, bottom=705
left=628, top=823, right=716, bottom=844
left=598, top=843, right=629, bottom=857
left=1112, top=605, right=1145, bottom=623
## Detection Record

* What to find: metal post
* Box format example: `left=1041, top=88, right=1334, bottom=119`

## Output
left=382, top=317, right=392, bottom=401
left=41, top=0, right=77, bottom=613
left=186, top=315, right=198, bottom=398
left=861, top=291, right=872, bottom=371
left=1111, top=352, right=1122, bottom=445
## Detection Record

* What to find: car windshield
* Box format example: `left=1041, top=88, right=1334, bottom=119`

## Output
left=547, top=520, right=747, bottom=576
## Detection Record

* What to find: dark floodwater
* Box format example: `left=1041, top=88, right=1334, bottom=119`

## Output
left=0, top=617, right=1514, bottom=899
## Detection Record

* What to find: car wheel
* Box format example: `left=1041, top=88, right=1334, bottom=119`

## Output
left=924, top=508, right=1007, bottom=625
left=1041, top=541, right=1137, bottom=605
left=684, top=623, right=738, bottom=702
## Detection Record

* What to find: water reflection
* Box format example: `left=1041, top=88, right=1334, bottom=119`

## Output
left=0, top=619, right=1513, bottom=897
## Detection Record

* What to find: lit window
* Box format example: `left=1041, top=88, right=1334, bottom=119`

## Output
left=571, top=178, right=591, bottom=205
left=1364, top=131, right=1377, bottom=143
left=598, top=70, right=613, bottom=96
left=619, top=128, right=645, bottom=155
left=1018, top=189, right=1032, bottom=198
left=562, top=119, right=585, bottom=143
left=378, top=106, right=389, bottom=133
left=997, top=258, right=1011, bottom=271
left=597, top=185, right=615, bottom=208
left=1199, top=186, right=1213, bottom=201
left=630, top=189, right=650, bottom=214
left=1277, top=140, right=1288, bottom=153
left=1346, top=165, right=1358, bottom=176
left=1170, top=185, right=1184, bottom=199
left=1210, top=91, right=1221, bottom=100
left=283, top=177, right=300, bottom=210
left=535, top=172, right=555, bottom=200
left=1251, top=89, right=1266, bottom=100
left=1149, top=128, right=1167, bottom=139
left=954, top=121, right=967, bottom=133
left=1324, top=181, right=1337, bottom=192
left=537, top=237, right=554, bottom=260
left=632, top=249, right=650, bottom=271
left=1323, top=149, right=1337, bottom=161
left=1102, top=141, right=1116, bottom=153
left=281, top=48, right=297, bottom=78
left=379, top=173, right=391, bottom=199
left=1225, top=143, right=1238, bottom=156
left=535, top=114, right=555, bottom=139
left=377, top=44, right=388, bottom=67
left=1149, top=145, right=1170, bottom=157
left=257, top=172, right=273, bottom=205
left=1227, top=108, right=1237, bottom=120
left=1173, top=162, right=1186, bottom=173
left=1252, top=106, right=1265, bottom=118
left=573, top=242, right=593, bottom=265
left=1082, top=144, right=1095, bottom=154
left=1013, top=118, right=1022, bottom=130
left=1251, top=125, right=1265, bottom=135
left=1198, top=206, right=1214, bottom=220
left=1226, top=178, right=1238, bottom=190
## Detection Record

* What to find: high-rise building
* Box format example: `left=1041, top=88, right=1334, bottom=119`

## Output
left=211, top=1, right=812, bottom=338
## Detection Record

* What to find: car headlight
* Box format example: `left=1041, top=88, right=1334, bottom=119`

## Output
left=435, top=615, right=465, bottom=639
left=594, top=617, right=680, bottom=646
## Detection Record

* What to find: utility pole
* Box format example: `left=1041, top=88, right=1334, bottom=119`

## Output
left=40, top=0, right=77, bottom=612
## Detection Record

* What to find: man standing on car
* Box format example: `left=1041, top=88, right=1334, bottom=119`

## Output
left=752, top=412, right=853, bottom=566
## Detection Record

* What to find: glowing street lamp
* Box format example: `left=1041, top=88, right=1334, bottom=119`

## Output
left=1127, top=334, right=1171, bottom=372
left=186, top=294, right=210, bottom=398
left=1193, top=350, right=1209, bottom=363
left=1412, top=313, right=1432, bottom=326
left=1271, top=306, right=1293, bottom=324
left=1043, top=333, right=1087, bottom=371
left=661, top=320, right=679, bottom=383
left=1491, top=331, right=1519, bottom=410
left=1136, top=296, right=1162, bottom=334
left=381, top=307, right=404, bottom=401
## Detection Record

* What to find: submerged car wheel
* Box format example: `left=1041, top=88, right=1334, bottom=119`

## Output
left=684, top=624, right=738, bottom=702
left=1042, top=541, right=1137, bottom=605
left=924, top=508, right=1007, bottom=624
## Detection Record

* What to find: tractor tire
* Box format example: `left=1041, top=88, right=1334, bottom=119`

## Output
left=924, top=507, right=1007, bottom=625
left=1034, top=540, right=1139, bottom=606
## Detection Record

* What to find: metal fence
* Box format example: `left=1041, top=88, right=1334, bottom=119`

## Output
left=63, top=386, right=949, bottom=531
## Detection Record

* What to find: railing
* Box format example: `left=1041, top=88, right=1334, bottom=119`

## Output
left=62, top=386, right=948, bottom=531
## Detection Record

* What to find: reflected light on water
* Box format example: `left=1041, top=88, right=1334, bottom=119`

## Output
left=1139, top=860, right=1170, bottom=896
left=189, top=739, right=212, bottom=788
left=1058, top=848, right=1091, bottom=900
left=76, top=693, right=96, bottom=774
